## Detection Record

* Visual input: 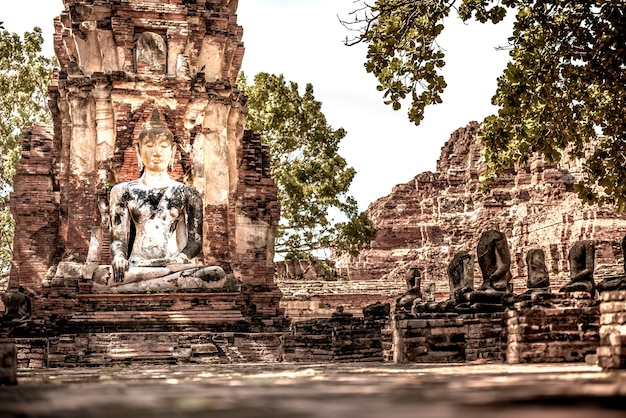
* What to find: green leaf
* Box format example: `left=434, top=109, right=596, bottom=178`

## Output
left=0, top=27, right=54, bottom=272
left=238, top=73, right=375, bottom=259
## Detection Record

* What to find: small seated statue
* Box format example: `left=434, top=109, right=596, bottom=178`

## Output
left=395, top=266, right=422, bottom=311
left=526, top=248, right=550, bottom=290
left=363, top=302, right=390, bottom=319
left=100, top=107, right=226, bottom=293
left=597, top=235, right=626, bottom=292
left=0, top=289, right=31, bottom=324
left=468, top=230, right=513, bottom=309
left=559, top=240, right=595, bottom=294
left=331, top=305, right=354, bottom=319
left=413, top=251, right=473, bottom=313
left=509, top=248, right=552, bottom=304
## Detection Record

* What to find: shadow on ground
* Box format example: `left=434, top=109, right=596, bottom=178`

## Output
left=1, top=363, right=626, bottom=417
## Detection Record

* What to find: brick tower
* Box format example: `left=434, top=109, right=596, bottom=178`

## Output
left=5, top=0, right=286, bottom=366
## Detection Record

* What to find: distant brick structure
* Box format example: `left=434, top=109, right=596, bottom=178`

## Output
left=344, top=122, right=626, bottom=295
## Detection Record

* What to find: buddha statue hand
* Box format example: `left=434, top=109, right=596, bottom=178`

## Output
left=112, top=254, right=129, bottom=282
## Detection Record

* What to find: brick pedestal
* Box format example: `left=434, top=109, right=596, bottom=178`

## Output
left=281, top=317, right=387, bottom=362
left=597, top=290, right=626, bottom=369
left=464, top=313, right=506, bottom=362
left=393, top=313, right=466, bottom=363
left=392, top=312, right=506, bottom=364
left=507, top=293, right=600, bottom=363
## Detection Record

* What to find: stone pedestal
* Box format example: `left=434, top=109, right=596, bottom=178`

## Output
left=281, top=317, right=387, bottom=362
left=392, top=312, right=506, bottom=364
left=597, top=290, right=626, bottom=369
left=507, top=293, right=600, bottom=363
left=393, top=313, right=466, bottom=363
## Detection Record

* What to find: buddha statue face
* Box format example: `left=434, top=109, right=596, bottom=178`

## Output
left=136, top=107, right=176, bottom=174
left=137, top=133, right=175, bottom=173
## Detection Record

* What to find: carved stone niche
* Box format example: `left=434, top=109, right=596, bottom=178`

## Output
left=135, top=31, right=167, bottom=74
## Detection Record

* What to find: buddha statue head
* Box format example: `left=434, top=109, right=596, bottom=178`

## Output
left=136, top=107, right=176, bottom=174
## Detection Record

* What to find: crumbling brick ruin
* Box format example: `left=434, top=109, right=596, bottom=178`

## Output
left=3, top=0, right=285, bottom=366
left=344, top=122, right=626, bottom=293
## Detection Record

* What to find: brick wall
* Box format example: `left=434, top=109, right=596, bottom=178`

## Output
left=597, top=290, right=626, bottom=369
left=506, top=293, right=600, bottom=363
left=281, top=317, right=388, bottom=362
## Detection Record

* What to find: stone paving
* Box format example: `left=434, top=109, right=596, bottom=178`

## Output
left=1, top=362, right=626, bottom=417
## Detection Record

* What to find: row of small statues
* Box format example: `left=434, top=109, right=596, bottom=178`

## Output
left=396, top=230, right=626, bottom=314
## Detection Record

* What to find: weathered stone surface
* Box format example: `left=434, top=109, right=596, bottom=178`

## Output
left=281, top=317, right=388, bottom=362
left=0, top=343, right=17, bottom=385
left=3, top=363, right=625, bottom=418
left=392, top=311, right=505, bottom=364
left=45, top=332, right=284, bottom=367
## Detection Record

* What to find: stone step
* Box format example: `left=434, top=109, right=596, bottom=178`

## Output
left=75, top=292, right=243, bottom=312
left=66, top=310, right=249, bottom=333
left=45, top=331, right=285, bottom=367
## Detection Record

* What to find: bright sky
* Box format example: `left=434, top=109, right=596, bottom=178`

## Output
left=3, top=0, right=513, bottom=211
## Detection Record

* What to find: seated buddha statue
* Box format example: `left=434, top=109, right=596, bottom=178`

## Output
left=102, top=107, right=225, bottom=293
left=559, top=240, right=595, bottom=295
left=467, top=230, right=513, bottom=308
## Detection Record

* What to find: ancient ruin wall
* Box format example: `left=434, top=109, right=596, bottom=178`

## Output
left=9, top=0, right=281, bottom=320
left=344, top=122, right=626, bottom=296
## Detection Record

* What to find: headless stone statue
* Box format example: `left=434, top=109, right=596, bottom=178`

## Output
left=468, top=230, right=512, bottom=308
left=448, top=251, right=474, bottom=304
left=597, top=235, right=626, bottom=292
left=559, top=240, right=595, bottom=294
left=509, top=248, right=552, bottom=304
left=363, top=302, right=390, bottom=319
left=395, top=266, right=422, bottom=311
left=414, top=252, right=474, bottom=313
left=526, top=249, right=550, bottom=290
left=0, top=290, right=31, bottom=323
left=102, top=107, right=225, bottom=293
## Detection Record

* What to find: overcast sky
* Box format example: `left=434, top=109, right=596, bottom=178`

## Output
left=4, top=0, right=514, bottom=210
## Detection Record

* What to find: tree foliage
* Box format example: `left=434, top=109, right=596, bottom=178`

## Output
left=238, top=72, right=375, bottom=259
left=343, top=1, right=626, bottom=208
left=0, top=27, right=54, bottom=272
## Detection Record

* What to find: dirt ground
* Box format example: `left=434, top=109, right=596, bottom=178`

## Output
left=1, top=362, right=626, bottom=418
